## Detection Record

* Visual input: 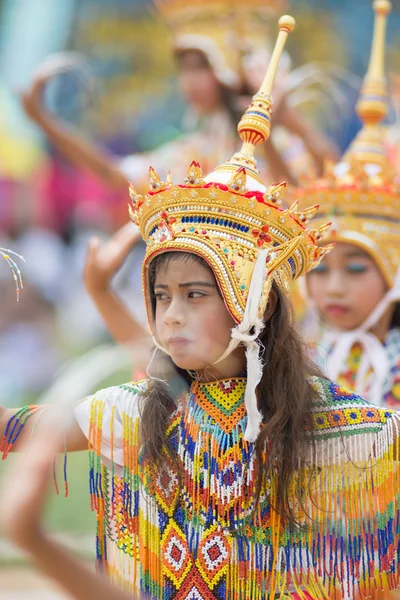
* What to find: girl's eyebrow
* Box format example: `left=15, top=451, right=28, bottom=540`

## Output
left=344, top=250, right=370, bottom=259
left=179, top=281, right=216, bottom=288
left=154, top=281, right=216, bottom=289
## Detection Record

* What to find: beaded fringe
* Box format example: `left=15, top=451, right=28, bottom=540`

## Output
left=86, top=389, right=400, bottom=600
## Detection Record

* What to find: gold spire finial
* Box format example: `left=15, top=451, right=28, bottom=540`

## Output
left=343, top=0, right=391, bottom=174
left=237, top=15, right=295, bottom=159
left=356, top=0, right=391, bottom=125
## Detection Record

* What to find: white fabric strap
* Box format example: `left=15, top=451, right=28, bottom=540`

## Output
left=152, top=335, right=170, bottom=355
left=325, top=267, right=400, bottom=405
left=214, top=252, right=267, bottom=365
left=214, top=248, right=270, bottom=442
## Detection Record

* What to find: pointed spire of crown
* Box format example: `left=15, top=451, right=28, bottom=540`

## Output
left=343, top=0, right=392, bottom=178
left=237, top=15, right=296, bottom=160
left=205, top=15, right=295, bottom=190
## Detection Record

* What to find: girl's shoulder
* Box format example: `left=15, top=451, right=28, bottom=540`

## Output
left=74, top=380, right=150, bottom=466
left=78, top=379, right=149, bottom=411
left=309, top=375, right=397, bottom=440
left=75, top=379, right=149, bottom=432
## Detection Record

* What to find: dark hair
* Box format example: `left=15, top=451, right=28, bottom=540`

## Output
left=390, top=302, right=400, bottom=329
left=140, top=251, right=321, bottom=524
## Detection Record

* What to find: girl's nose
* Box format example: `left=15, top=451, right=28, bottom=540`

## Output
left=163, top=298, right=186, bottom=326
left=326, top=270, right=344, bottom=295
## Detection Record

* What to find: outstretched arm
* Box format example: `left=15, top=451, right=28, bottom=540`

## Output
left=275, top=102, right=339, bottom=176
left=20, top=73, right=128, bottom=191
left=261, top=140, right=296, bottom=185
left=28, top=539, right=137, bottom=600
left=0, top=417, right=139, bottom=600
left=84, top=222, right=147, bottom=346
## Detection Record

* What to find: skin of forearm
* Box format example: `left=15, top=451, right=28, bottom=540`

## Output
left=279, top=107, right=338, bottom=169
left=89, top=287, right=146, bottom=346
left=262, top=142, right=296, bottom=186
left=34, top=112, right=128, bottom=190
left=28, top=534, right=136, bottom=600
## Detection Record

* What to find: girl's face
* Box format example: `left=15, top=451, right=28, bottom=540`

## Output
left=154, top=256, right=246, bottom=380
left=307, top=242, right=388, bottom=331
left=177, top=50, right=224, bottom=115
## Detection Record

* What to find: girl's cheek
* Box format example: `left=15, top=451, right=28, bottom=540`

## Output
left=306, top=278, right=320, bottom=302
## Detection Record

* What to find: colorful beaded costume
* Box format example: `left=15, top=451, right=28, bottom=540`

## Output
left=74, top=376, right=400, bottom=599
left=312, top=327, right=400, bottom=410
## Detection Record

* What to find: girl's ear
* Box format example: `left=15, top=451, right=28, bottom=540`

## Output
left=264, top=287, right=278, bottom=322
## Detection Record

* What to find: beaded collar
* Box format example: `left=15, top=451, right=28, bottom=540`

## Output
left=188, top=378, right=247, bottom=434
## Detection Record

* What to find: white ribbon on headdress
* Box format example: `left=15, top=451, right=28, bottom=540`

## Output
left=214, top=249, right=270, bottom=442
left=324, top=267, right=400, bottom=405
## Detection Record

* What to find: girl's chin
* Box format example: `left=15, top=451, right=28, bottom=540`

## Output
left=324, top=317, right=361, bottom=331
left=172, top=359, right=210, bottom=372
left=169, top=353, right=212, bottom=372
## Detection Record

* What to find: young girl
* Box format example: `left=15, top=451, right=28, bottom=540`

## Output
left=1, top=15, right=399, bottom=600
left=296, top=0, right=400, bottom=411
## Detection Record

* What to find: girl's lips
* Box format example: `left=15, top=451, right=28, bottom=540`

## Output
left=168, top=337, right=190, bottom=346
left=325, top=304, right=349, bottom=316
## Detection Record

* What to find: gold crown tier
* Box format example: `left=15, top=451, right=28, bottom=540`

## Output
left=130, top=161, right=330, bottom=324
left=295, top=168, right=400, bottom=287
left=292, top=0, right=400, bottom=287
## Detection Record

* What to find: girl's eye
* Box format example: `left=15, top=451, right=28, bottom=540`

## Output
left=154, top=292, right=168, bottom=301
left=311, top=264, right=328, bottom=274
left=188, top=290, right=207, bottom=299
left=346, top=263, right=368, bottom=274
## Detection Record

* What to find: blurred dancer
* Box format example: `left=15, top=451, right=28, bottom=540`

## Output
left=20, top=0, right=338, bottom=197
left=294, top=1, right=400, bottom=412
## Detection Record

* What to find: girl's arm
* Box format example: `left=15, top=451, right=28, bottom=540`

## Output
left=0, top=416, right=139, bottom=600
left=261, top=140, right=296, bottom=185
left=25, top=536, right=137, bottom=600
left=84, top=223, right=146, bottom=346
left=274, top=102, right=339, bottom=175
left=20, top=75, right=128, bottom=191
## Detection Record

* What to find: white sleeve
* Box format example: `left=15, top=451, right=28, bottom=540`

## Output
left=118, top=134, right=193, bottom=183
left=74, top=381, right=146, bottom=467
left=119, top=153, right=151, bottom=182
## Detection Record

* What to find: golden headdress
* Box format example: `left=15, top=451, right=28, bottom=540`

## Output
left=294, top=0, right=399, bottom=288
left=155, top=0, right=287, bottom=88
left=129, top=15, right=331, bottom=441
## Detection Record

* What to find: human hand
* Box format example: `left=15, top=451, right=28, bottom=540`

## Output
left=20, top=52, right=95, bottom=123
left=20, top=72, right=49, bottom=122
left=84, top=222, right=141, bottom=295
